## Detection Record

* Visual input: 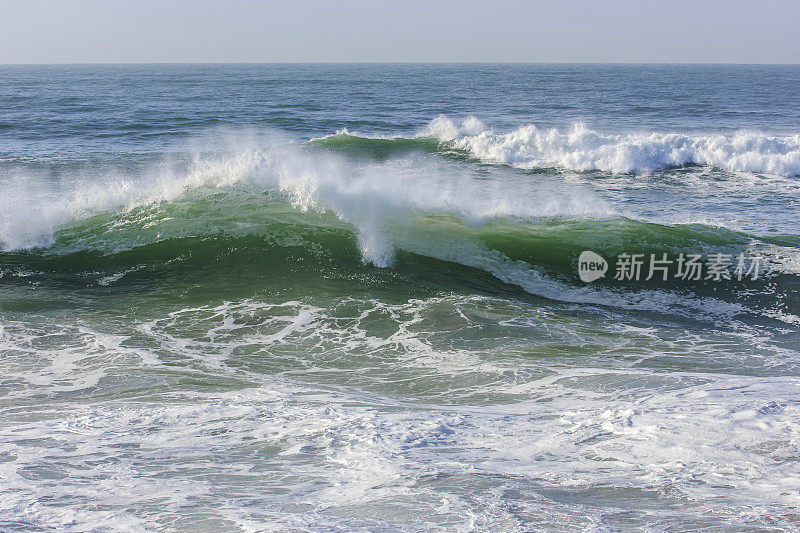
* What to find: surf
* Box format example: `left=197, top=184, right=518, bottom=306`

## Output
left=1, top=127, right=797, bottom=324
left=313, top=116, right=800, bottom=176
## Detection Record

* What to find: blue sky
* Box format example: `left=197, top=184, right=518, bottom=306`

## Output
left=1, top=0, right=799, bottom=64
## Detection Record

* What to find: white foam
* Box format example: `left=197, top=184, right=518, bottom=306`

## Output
left=2, top=295, right=799, bottom=529
left=2, top=371, right=798, bottom=530
left=97, top=266, right=141, bottom=286
left=424, top=115, right=800, bottom=176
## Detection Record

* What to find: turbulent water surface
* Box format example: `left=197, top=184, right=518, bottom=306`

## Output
left=0, top=64, right=799, bottom=531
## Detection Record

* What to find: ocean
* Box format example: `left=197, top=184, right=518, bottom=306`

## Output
left=0, top=63, right=799, bottom=531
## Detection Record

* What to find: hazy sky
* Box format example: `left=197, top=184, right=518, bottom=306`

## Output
left=2, top=0, right=799, bottom=64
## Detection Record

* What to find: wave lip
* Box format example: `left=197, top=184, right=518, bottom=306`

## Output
left=0, top=134, right=612, bottom=265
left=423, top=115, right=800, bottom=176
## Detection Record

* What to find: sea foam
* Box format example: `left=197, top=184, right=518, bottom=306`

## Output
left=424, top=115, right=800, bottom=176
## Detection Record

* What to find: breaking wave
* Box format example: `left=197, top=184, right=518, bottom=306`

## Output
left=315, top=116, right=800, bottom=176
left=1, top=133, right=798, bottom=324
left=425, top=115, right=800, bottom=175
left=0, top=133, right=611, bottom=261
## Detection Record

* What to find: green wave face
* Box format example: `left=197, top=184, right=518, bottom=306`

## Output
left=1, top=186, right=797, bottom=325
left=309, top=133, right=444, bottom=161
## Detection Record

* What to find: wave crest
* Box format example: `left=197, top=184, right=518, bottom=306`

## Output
left=424, top=115, right=800, bottom=176
left=0, top=134, right=610, bottom=265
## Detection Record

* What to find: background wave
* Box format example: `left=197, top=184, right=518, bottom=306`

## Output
left=315, top=116, right=800, bottom=176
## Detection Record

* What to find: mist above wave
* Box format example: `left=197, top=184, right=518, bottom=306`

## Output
left=0, top=131, right=608, bottom=264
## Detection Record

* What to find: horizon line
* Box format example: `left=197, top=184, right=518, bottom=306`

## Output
left=2, top=60, right=800, bottom=67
